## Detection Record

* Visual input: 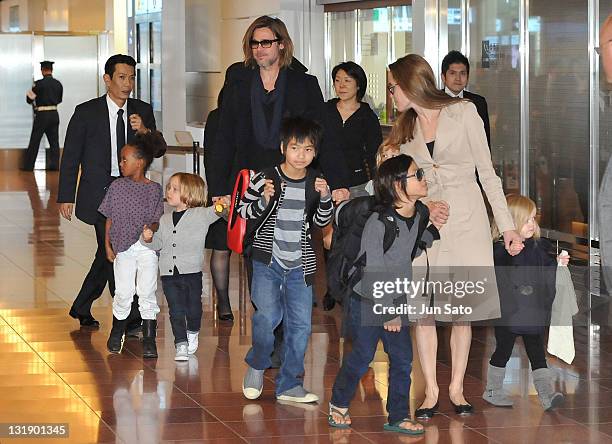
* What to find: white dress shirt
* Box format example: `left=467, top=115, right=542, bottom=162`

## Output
left=106, top=94, right=128, bottom=177
left=444, top=86, right=464, bottom=98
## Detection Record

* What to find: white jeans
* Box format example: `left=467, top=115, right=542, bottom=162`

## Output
left=113, top=241, right=160, bottom=320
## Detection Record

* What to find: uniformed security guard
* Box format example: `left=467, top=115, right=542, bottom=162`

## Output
left=22, top=60, right=63, bottom=171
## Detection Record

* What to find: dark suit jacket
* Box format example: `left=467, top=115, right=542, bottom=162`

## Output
left=207, top=61, right=348, bottom=197
left=58, top=95, right=158, bottom=225
left=463, top=90, right=491, bottom=147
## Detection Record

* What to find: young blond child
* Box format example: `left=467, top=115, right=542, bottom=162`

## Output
left=141, top=173, right=227, bottom=361
left=364, top=142, right=401, bottom=195
left=484, top=194, right=568, bottom=410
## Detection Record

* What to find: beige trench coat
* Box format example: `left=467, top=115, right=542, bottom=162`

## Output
left=401, top=101, right=515, bottom=321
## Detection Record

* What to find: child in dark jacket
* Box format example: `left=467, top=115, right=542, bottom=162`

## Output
left=328, top=154, right=440, bottom=436
left=238, top=117, right=333, bottom=403
left=484, top=194, right=567, bottom=411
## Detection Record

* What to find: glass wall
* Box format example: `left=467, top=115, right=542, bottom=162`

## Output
left=131, top=1, right=162, bottom=129
left=528, top=1, right=589, bottom=237
left=447, top=0, right=462, bottom=52
left=324, top=5, right=412, bottom=124
left=0, top=35, right=34, bottom=148
left=600, top=1, right=612, bottom=227
left=324, top=1, right=606, bottom=264
left=467, top=0, right=521, bottom=194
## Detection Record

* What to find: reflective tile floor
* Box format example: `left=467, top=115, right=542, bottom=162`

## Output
left=1, top=170, right=612, bottom=443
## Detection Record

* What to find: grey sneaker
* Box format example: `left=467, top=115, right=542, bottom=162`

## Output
left=243, top=366, right=264, bottom=400
left=175, top=343, right=189, bottom=361
left=276, top=386, right=319, bottom=403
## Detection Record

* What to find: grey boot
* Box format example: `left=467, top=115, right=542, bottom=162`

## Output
left=482, top=364, right=514, bottom=407
left=532, top=368, right=565, bottom=411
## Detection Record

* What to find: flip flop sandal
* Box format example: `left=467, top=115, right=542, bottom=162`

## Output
left=328, top=404, right=351, bottom=429
left=383, top=418, right=425, bottom=436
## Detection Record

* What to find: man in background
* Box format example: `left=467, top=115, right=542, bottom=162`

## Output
left=22, top=61, right=63, bottom=171
left=441, top=50, right=491, bottom=147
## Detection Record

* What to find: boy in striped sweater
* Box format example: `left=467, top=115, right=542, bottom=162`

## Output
left=238, top=117, right=333, bottom=403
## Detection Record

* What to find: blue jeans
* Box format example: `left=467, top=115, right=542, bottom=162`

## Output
left=161, top=272, right=203, bottom=344
left=331, top=295, right=413, bottom=424
left=245, top=258, right=313, bottom=395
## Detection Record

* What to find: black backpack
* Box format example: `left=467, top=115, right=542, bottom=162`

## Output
left=324, top=196, right=431, bottom=310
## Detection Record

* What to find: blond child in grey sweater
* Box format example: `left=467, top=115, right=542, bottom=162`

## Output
left=142, top=173, right=227, bottom=361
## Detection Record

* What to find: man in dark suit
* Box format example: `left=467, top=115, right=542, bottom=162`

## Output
left=207, top=16, right=349, bottom=202
left=58, top=54, right=165, bottom=328
left=22, top=60, right=63, bottom=171
left=441, top=50, right=491, bottom=147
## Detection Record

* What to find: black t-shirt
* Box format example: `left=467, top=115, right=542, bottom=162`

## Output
left=393, top=208, right=416, bottom=231
left=426, top=140, right=435, bottom=157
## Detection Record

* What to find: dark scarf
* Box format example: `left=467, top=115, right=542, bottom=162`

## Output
left=250, top=68, right=287, bottom=151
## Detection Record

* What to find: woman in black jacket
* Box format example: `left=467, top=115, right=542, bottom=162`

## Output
left=324, top=61, right=383, bottom=198
left=204, top=88, right=234, bottom=321
left=321, top=62, right=383, bottom=257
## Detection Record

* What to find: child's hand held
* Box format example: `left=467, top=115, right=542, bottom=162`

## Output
left=428, top=201, right=449, bottom=227
left=503, top=230, right=524, bottom=256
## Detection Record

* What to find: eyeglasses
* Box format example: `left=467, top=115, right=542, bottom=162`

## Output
left=387, top=83, right=399, bottom=94
left=404, top=168, right=425, bottom=182
left=250, top=38, right=280, bottom=49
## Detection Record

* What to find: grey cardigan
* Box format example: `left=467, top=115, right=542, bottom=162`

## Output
left=141, top=206, right=219, bottom=276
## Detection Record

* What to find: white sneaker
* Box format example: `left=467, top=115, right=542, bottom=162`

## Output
left=276, top=386, right=319, bottom=403
left=187, top=331, right=199, bottom=354
left=175, top=343, right=189, bottom=361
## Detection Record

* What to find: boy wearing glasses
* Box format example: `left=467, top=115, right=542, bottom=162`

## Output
left=328, top=154, right=439, bottom=434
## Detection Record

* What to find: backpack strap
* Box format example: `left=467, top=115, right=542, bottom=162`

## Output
left=377, top=210, right=399, bottom=254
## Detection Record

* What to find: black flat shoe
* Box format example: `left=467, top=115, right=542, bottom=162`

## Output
left=450, top=400, right=474, bottom=415
left=415, top=401, right=439, bottom=419
left=218, top=312, right=234, bottom=322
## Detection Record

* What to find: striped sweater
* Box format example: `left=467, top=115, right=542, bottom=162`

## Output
left=238, top=165, right=333, bottom=285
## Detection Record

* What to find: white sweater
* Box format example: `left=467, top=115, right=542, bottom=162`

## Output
left=141, top=206, right=219, bottom=276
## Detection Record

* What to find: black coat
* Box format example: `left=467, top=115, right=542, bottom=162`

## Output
left=58, top=96, right=161, bottom=225
left=323, top=99, right=382, bottom=188
left=207, top=60, right=348, bottom=197
left=463, top=90, right=491, bottom=147
left=493, top=238, right=557, bottom=334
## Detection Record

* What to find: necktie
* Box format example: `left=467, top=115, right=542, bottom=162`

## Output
left=116, top=109, right=125, bottom=173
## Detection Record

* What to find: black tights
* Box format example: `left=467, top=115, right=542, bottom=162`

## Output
left=210, top=249, right=232, bottom=315
left=490, top=326, right=547, bottom=370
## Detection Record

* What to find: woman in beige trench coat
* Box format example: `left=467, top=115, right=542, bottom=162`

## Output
left=386, top=54, right=524, bottom=417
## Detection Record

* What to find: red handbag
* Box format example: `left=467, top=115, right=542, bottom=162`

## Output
left=227, top=169, right=252, bottom=253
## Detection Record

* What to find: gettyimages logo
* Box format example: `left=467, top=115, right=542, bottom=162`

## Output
left=358, top=266, right=499, bottom=323
left=371, top=277, right=487, bottom=299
